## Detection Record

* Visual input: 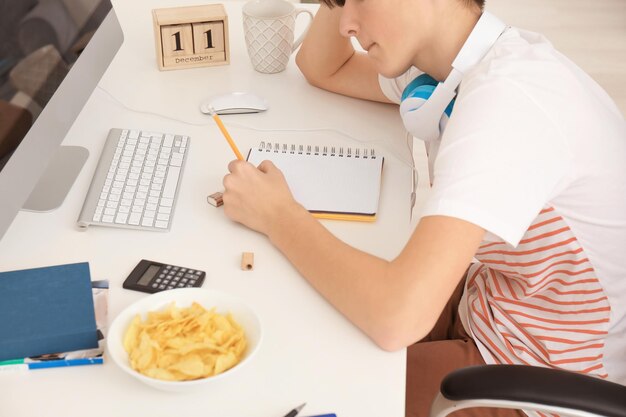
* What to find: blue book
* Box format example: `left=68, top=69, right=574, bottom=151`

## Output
left=0, top=262, right=99, bottom=362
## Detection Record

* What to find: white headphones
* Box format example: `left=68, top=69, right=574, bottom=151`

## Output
left=400, top=12, right=507, bottom=143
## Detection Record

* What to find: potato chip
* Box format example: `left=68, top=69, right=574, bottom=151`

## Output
left=123, top=302, right=247, bottom=381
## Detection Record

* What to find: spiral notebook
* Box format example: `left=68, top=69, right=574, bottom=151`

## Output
left=246, top=142, right=384, bottom=222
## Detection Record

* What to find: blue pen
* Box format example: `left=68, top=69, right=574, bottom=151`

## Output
left=0, top=357, right=103, bottom=371
left=303, top=414, right=337, bottom=417
left=28, top=357, right=103, bottom=369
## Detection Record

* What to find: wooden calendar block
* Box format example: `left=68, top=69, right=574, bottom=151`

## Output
left=192, top=21, right=225, bottom=55
left=152, top=4, right=230, bottom=71
left=160, top=24, right=195, bottom=66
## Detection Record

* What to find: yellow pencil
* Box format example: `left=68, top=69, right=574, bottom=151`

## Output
left=209, top=108, right=245, bottom=161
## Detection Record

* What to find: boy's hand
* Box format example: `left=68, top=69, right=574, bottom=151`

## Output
left=222, top=159, right=302, bottom=236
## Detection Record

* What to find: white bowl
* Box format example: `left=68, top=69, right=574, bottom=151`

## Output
left=107, top=287, right=262, bottom=392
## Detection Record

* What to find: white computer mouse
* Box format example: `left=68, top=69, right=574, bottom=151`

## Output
left=200, top=92, right=269, bottom=115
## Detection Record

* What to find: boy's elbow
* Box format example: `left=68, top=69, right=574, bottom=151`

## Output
left=367, top=303, right=440, bottom=352
left=374, top=336, right=407, bottom=353
left=368, top=318, right=432, bottom=353
left=294, top=51, right=309, bottom=80
left=371, top=327, right=421, bottom=353
left=295, top=51, right=323, bottom=88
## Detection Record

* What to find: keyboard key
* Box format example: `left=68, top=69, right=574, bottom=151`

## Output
left=163, top=166, right=181, bottom=198
left=115, top=213, right=128, bottom=224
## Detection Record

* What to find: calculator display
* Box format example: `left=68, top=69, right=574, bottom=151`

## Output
left=137, top=265, right=160, bottom=286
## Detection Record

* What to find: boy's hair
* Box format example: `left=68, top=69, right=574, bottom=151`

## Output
left=320, top=0, right=485, bottom=10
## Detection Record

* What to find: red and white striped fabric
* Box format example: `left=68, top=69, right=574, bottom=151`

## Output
left=465, top=206, right=610, bottom=379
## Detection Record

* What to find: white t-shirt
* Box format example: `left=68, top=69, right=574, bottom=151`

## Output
left=380, top=27, right=626, bottom=385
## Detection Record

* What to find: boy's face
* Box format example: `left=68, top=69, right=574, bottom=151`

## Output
left=338, top=0, right=435, bottom=78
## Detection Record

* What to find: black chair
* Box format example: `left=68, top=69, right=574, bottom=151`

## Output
left=430, top=365, right=626, bottom=417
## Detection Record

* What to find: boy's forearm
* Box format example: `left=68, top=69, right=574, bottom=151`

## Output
left=295, top=5, right=355, bottom=85
left=266, top=203, right=433, bottom=351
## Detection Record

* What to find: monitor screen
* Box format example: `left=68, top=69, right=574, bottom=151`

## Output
left=0, top=0, right=123, bottom=241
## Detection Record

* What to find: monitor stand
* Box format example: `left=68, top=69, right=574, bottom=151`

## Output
left=22, top=145, right=89, bottom=212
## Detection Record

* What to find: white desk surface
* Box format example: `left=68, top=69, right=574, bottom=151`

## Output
left=0, top=1, right=430, bottom=416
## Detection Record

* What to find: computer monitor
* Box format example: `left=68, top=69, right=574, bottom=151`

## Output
left=0, top=6, right=123, bottom=241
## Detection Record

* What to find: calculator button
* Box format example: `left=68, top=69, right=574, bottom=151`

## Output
left=188, top=269, right=195, bottom=273
left=165, top=265, right=171, bottom=269
left=158, top=284, right=166, bottom=290
left=195, top=271, right=202, bottom=276
left=181, top=278, right=188, bottom=283
left=155, top=278, right=161, bottom=283
left=167, top=285, right=174, bottom=289
left=151, top=283, right=158, bottom=288
left=180, top=268, right=187, bottom=273
left=176, top=282, right=185, bottom=288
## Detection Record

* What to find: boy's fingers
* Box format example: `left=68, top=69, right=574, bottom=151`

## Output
left=257, top=160, right=276, bottom=173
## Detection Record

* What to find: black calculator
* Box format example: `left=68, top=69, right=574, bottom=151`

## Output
left=122, top=259, right=206, bottom=293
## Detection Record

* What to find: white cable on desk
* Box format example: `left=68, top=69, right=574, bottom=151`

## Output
left=96, top=85, right=414, bottom=168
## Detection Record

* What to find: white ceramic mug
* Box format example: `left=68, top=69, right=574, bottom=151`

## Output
left=242, top=0, right=314, bottom=74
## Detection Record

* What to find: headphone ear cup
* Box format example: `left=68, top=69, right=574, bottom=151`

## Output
left=400, top=73, right=457, bottom=142
left=403, top=84, right=436, bottom=102
left=400, top=84, right=435, bottom=115
left=438, top=97, right=456, bottom=132
left=400, top=83, right=440, bottom=141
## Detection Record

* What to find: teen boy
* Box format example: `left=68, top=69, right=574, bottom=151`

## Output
left=222, top=0, right=626, bottom=415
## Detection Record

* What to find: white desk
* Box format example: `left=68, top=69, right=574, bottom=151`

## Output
left=0, top=1, right=429, bottom=416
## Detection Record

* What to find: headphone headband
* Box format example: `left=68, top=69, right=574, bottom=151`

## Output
left=453, top=12, right=507, bottom=75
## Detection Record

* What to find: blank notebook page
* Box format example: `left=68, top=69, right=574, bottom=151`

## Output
left=247, top=143, right=384, bottom=216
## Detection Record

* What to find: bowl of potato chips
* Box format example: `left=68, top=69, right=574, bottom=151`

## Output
left=107, top=287, right=262, bottom=391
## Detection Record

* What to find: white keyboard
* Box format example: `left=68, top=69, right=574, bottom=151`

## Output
left=77, top=128, right=189, bottom=231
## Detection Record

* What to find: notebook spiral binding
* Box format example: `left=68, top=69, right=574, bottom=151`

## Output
left=258, top=141, right=377, bottom=159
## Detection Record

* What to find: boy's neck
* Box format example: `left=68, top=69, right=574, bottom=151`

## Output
left=416, top=5, right=481, bottom=81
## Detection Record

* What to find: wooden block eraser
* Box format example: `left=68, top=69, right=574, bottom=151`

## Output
left=241, top=252, right=254, bottom=270
left=207, top=192, right=224, bottom=207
